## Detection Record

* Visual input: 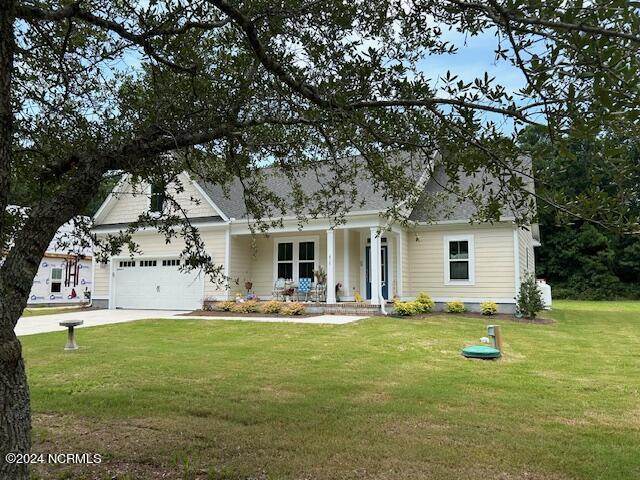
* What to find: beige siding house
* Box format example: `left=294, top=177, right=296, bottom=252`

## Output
left=91, top=161, right=540, bottom=313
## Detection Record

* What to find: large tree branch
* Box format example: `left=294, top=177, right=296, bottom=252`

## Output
left=210, top=0, right=542, bottom=125
left=445, top=0, right=640, bottom=45
left=16, top=3, right=229, bottom=72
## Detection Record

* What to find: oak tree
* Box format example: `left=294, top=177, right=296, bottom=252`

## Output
left=1, top=1, right=639, bottom=477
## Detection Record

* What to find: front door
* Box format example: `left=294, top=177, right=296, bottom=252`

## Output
left=365, top=244, right=389, bottom=300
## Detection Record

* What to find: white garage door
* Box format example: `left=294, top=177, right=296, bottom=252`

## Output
left=113, top=258, right=203, bottom=310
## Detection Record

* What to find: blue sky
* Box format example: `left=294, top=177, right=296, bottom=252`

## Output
left=416, top=27, right=527, bottom=135
left=115, top=25, right=526, bottom=136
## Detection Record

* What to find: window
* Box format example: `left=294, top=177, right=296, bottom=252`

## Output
left=139, top=260, right=157, bottom=267
left=162, top=259, right=181, bottom=267
left=119, top=260, right=136, bottom=268
left=275, top=238, right=317, bottom=282
left=277, top=242, right=293, bottom=279
left=50, top=268, right=63, bottom=293
left=444, top=235, right=474, bottom=284
left=298, top=241, right=315, bottom=280
left=150, top=183, right=165, bottom=213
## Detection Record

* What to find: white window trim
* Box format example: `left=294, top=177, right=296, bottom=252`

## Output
left=272, top=236, right=320, bottom=283
left=50, top=267, right=63, bottom=293
left=443, top=234, right=475, bottom=286
left=146, top=183, right=164, bottom=217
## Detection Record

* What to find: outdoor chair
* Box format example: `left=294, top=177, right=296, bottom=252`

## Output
left=310, top=283, right=326, bottom=303
left=272, top=278, right=286, bottom=300
left=297, top=277, right=312, bottom=301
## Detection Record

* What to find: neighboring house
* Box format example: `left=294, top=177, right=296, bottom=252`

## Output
left=28, top=219, right=93, bottom=305
left=90, top=155, right=540, bottom=313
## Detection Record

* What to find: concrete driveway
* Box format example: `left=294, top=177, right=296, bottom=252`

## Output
left=15, top=309, right=187, bottom=336
left=15, top=309, right=368, bottom=336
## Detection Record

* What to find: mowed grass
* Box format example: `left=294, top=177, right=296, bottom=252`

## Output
left=22, top=300, right=640, bottom=479
left=22, top=306, right=86, bottom=317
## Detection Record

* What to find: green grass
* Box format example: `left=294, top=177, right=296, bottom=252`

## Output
left=22, top=306, right=85, bottom=317
left=22, top=300, right=640, bottom=479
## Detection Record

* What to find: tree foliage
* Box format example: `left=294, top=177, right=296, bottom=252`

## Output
left=520, top=126, right=640, bottom=299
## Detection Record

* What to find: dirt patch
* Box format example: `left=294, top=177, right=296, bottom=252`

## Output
left=32, top=413, right=268, bottom=480
left=180, top=309, right=313, bottom=318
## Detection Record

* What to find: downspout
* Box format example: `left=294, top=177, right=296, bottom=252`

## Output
left=88, top=254, right=95, bottom=308
left=379, top=283, right=387, bottom=315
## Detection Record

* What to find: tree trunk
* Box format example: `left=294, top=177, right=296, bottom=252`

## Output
left=0, top=334, right=30, bottom=480
left=0, top=0, right=15, bottom=241
left=0, top=1, right=29, bottom=478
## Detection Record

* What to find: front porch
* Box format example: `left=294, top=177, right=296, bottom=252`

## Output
left=226, top=224, right=406, bottom=307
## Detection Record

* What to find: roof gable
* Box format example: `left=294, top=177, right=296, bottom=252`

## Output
left=94, top=172, right=226, bottom=226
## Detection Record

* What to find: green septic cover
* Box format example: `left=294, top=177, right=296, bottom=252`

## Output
left=462, top=345, right=501, bottom=359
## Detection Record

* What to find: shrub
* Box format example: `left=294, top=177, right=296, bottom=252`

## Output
left=415, top=292, right=435, bottom=313
left=230, top=302, right=245, bottom=313
left=480, top=301, right=498, bottom=316
left=393, top=300, right=418, bottom=316
left=243, top=301, right=260, bottom=313
left=262, top=300, right=282, bottom=314
left=218, top=301, right=235, bottom=312
left=231, top=300, right=260, bottom=314
left=281, top=302, right=306, bottom=316
left=446, top=300, right=466, bottom=313
left=516, top=273, right=545, bottom=318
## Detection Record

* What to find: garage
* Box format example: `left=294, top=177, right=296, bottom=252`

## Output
left=112, top=258, right=203, bottom=310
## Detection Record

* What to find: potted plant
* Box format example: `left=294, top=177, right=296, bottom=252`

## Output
left=283, top=286, right=295, bottom=302
left=314, top=266, right=327, bottom=285
left=244, top=280, right=253, bottom=300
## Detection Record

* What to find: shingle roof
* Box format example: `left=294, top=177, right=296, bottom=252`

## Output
left=409, top=155, right=533, bottom=221
left=197, top=151, right=430, bottom=220
left=195, top=153, right=532, bottom=223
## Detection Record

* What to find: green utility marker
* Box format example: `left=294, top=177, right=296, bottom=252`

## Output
left=462, top=345, right=501, bottom=359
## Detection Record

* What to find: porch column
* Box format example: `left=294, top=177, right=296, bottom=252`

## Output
left=397, top=229, right=404, bottom=299
left=224, top=227, right=231, bottom=299
left=343, top=228, right=350, bottom=300
left=326, top=229, right=336, bottom=303
left=369, top=227, right=381, bottom=305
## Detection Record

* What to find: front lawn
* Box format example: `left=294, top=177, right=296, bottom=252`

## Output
left=22, top=300, right=640, bottom=479
left=22, top=306, right=87, bottom=317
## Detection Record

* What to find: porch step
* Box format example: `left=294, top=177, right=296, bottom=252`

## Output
left=306, top=302, right=383, bottom=315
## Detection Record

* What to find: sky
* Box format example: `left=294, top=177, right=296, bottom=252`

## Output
left=112, top=20, right=527, bottom=136
left=416, top=27, right=527, bottom=134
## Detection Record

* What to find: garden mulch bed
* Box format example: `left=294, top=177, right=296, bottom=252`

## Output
left=179, top=309, right=314, bottom=318
left=392, top=311, right=555, bottom=324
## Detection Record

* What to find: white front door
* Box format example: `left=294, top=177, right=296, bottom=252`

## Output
left=113, top=258, right=203, bottom=310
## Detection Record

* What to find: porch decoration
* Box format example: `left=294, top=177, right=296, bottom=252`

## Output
left=297, top=277, right=312, bottom=301
left=244, top=280, right=253, bottom=294
left=284, top=286, right=295, bottom=301
left=272, top=278, right=286, bottom=300
left=314, top=266, right=327, bottom=285
left=335, top=282, right=342, bottom=302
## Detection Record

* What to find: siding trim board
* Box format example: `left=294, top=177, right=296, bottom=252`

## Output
left=513, top=228, right=520, bottom=299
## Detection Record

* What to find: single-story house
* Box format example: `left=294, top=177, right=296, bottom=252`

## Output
left=90, top=155, right=540, bottom=313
